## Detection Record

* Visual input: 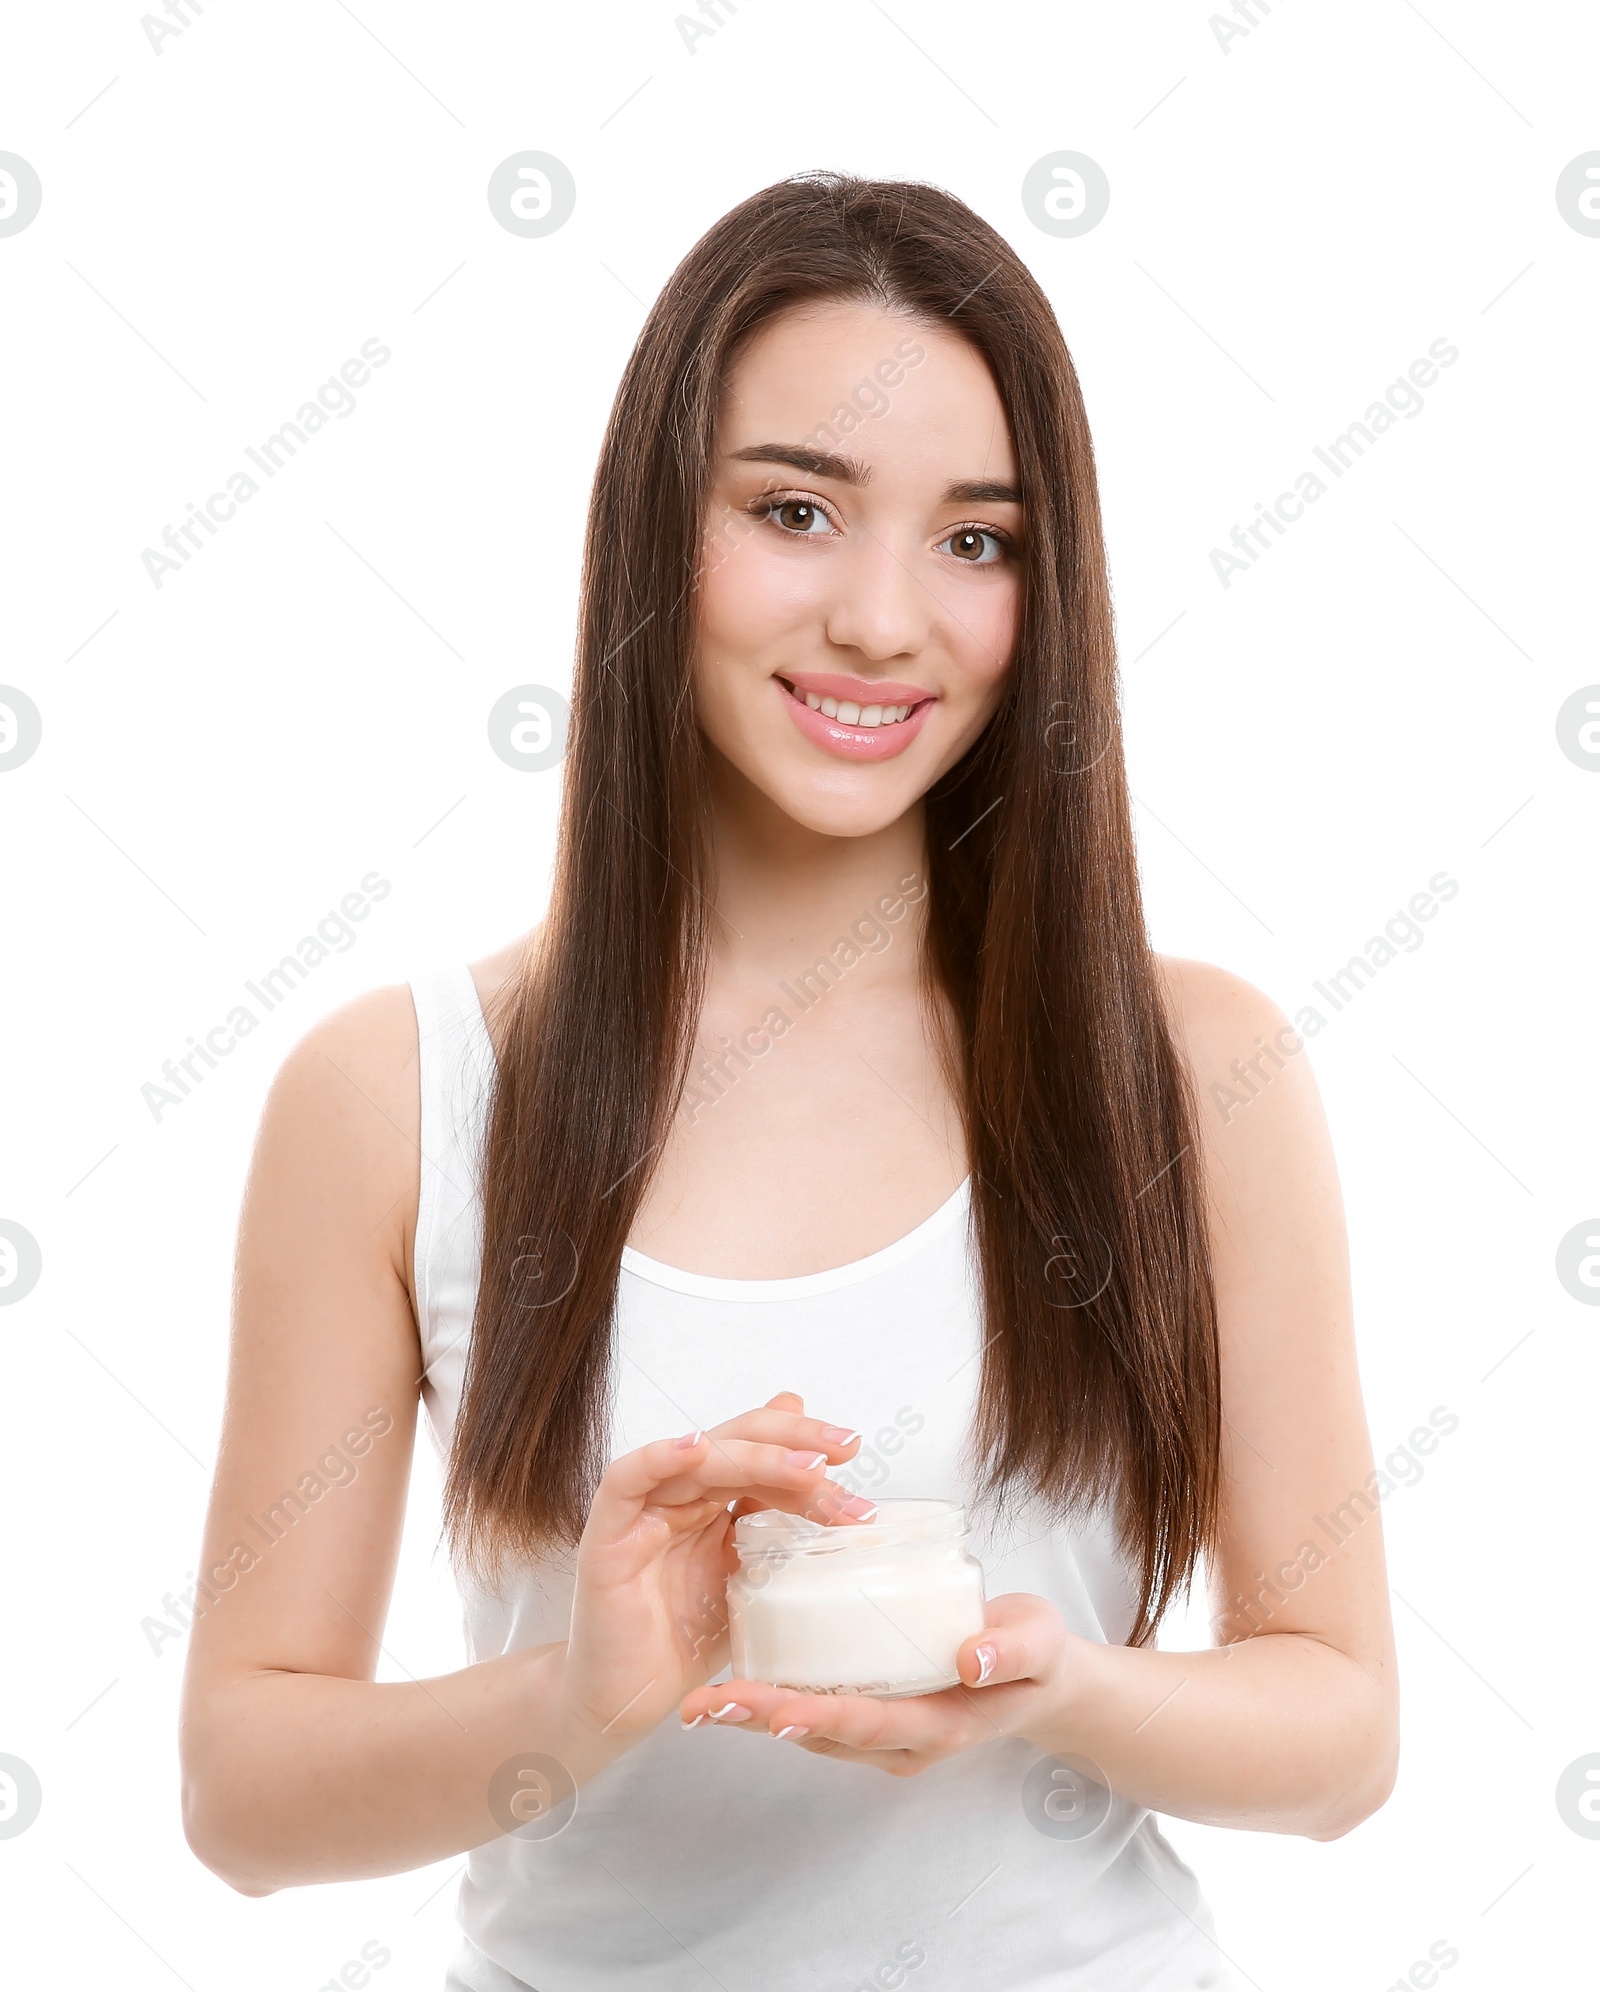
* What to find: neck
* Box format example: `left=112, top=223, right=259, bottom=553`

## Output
left=700, top=748, right=929, bottom=987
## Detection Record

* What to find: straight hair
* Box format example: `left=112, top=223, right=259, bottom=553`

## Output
left=444, top=171, right=1221, bottom=1646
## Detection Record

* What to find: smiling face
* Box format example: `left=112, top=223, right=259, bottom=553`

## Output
left=694, top=300, right=1024, bottom=838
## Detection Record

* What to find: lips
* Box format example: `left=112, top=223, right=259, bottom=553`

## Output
left=774, top=673, right=936, bottom=763
left=781, top=669, right=936, bottom=712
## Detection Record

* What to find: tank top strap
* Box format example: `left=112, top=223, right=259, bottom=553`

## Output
left=409, top=964, right=498, bottom=1387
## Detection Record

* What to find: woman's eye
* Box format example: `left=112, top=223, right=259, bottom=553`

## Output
left=941, top=526, right=1008, bottom=565
left=765, top=498, right=832, bottom=536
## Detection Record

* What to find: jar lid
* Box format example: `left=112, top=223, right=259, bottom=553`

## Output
left=733, top=1497, right=966, bottom=1559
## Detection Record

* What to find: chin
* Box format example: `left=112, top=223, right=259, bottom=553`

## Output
left=705, top=708, right=951, bottom=838
left=770, top=783, right=915, bottom=839
left=749, top=761, right=923, bottom=839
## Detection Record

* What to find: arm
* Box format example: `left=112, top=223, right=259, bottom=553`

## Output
left=177, top=986, right=576, bottom=1892
left=179, top=988, right=869, bottom=1893
left=683, top=960, right=1400, bottom=1841
left=1025, top=957, right=1399, bottom=1837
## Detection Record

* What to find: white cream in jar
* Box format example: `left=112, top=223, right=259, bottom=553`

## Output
left=727, top=1498, right=987, bottom=1697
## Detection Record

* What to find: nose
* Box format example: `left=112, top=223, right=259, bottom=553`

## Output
left=821, top=525, right=932, bottom=664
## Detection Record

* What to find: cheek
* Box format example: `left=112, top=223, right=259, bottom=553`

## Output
left=952, top=576, right=1020, bottom=697
left=693, top=543, right=779, bottom=745
left=695, top=537, right=825, bottom=728
left=697, top=548, right=755, bottom=660
left=699, top=530, right=819, bottom=652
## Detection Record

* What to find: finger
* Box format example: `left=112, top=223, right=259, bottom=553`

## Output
left=587, top=1433, right=872, bottom=1540
left=705, top=1406, right=863, bottom=1458
left=770, top=1688, right=956, bottom=1754
left=677, top=1683, right=781, bottom=1733
left=688, top=1479, right=878, bottom=1530
left=718, top=1476, right=880, bottom=1526
left=678, top=1681, right=881, bottom=1753
left=955, top=1592, right=1066, bottom=1688
left=684, top=1433, right=872, bottom=1518
left=681, top=1681, right=982, bottom=1766
left=720, top=1483, right=866, bottom=1525
left=678, top=1680, right=793, bottom=1728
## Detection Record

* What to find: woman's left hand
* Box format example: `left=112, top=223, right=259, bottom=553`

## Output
left=677, top=1592, right=1087, bottom=1774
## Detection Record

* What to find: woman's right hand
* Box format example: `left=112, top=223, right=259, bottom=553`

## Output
left=550, top=1391, right=871, bottom=1768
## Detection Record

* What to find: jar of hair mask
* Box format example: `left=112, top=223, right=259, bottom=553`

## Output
left=728, top=1498, right=987, bottom=1697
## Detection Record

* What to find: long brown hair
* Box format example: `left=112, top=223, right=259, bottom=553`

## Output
left=444, top=171, right=1220, bottom=1645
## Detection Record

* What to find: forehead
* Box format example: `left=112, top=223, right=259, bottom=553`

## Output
left=716, top=300, right=1017, bottom=479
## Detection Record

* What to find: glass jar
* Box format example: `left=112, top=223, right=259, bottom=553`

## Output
left=727, top=1497, right=987, bottom=1697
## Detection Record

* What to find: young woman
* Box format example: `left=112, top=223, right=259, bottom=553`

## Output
left=179, top=173, right=1398, bottom=1991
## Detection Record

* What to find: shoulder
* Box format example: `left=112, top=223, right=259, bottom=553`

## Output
left=267, top=980, right=421, bottom=1130
left=1152, top=952, right=1342, bottom=1231
left=246, top=982, right=424, bottom=1290
left=1151, top=951, right=1328, bottom=1164
left=1152, top=954, right=1298, bottom=1074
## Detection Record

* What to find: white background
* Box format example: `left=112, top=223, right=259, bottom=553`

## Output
left=2, top=1, right=1596, bottom=1987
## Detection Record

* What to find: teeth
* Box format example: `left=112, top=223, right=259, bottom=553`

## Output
left=789, top=683, right=921, bottom=727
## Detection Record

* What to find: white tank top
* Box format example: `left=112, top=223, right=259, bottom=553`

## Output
left=410, top=963, right=1233, bottom=1992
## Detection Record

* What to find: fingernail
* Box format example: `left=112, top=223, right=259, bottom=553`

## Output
left=832, top=1493, right=877, bottom=1519
left=674, top=1430, right=704, bottom=1449
left=974, top=1643, right=997, bottom=1685
left=772, top=1724, right=809, bottom=1741
left=681, top=1712, right=707, bottom=1729
left=709, top=1702, right=752, bottom=1722
left=819, top=1426, right=859, bottom=1445
left=786, top=1449, right=827, bottom=1469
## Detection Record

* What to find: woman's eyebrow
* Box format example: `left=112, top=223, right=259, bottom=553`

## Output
left=728, top=442, right=870, bottom=483
left=945, top=477, right=1022, bottom=505
left=727, top=443, right=1021, bottom=507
